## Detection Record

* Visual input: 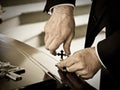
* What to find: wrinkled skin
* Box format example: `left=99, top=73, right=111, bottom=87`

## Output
left=44, top=6, right=75, bottom=55
left=57, top=47, right=102, bottom=79
left=44, top=5, right=102, bottom=79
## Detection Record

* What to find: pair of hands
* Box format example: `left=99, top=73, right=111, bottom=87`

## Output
left=44, top=5, right=101, bottom=79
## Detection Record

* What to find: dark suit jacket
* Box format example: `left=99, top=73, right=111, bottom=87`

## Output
left=44, top=0, right=120, bottom=89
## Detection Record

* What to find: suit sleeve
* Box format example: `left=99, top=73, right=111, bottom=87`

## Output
left=97, top=30, right=120, bottom=74
left=44, top=0, right=76, bottom=12
left=97, top=0, right=120, bottom=76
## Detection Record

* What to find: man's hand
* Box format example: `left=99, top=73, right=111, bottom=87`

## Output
left=44, top=5, right=75, bottom=55
left=57, top=47, right=102, bottom=79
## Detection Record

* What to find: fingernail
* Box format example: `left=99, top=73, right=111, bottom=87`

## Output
left=66, top=53, right=70, bottom=57
left=62, top=67, right=67, bottom=72
left=51, top=51, right=56, bottom=56
left=55, top=64, right=58, bottom=67
left=55, top=64, right=67, bottom=72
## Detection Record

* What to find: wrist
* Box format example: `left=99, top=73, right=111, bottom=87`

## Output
left=53, top=5, right=74, bottom=16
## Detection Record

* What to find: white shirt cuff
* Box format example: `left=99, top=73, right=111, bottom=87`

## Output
left=95, top=45, right=106, bottom=68
left=48, top=4, right=74, bottom=15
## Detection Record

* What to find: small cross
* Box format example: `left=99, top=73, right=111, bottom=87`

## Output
left=57, top=50, right=66, bottom=60
left=57, top=50, right=67, bottom=72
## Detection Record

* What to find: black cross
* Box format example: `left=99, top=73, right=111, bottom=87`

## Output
left=57, top=50, right=66, bottom=60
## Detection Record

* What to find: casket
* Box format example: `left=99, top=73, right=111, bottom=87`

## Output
left=0, top=34, right=97, bottom=90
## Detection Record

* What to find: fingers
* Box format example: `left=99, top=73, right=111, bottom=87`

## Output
left=66, top=63, right=85, bottom=72
left=76, top=70, right=94, bottom=79
left=63, top=32, right=74, bottom=55
left=45, top=34, right=56, bottom=55
left=44, top=31, right=74, bottom=55
left=44, top=34, right=54, bottom=49
left=45, top=34, right=64, bottom=55
left=57, top=56, right=76, bottom=67
left=76, top=71, right=87, bottom=77
left=56, top=52, right=89, bottom=79
left=58, top=61, right=92, bottom=79
left=48, top=38, right=63, bottom=55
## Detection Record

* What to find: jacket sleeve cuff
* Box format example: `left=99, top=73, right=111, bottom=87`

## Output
left=48, top=4, right=74, bottom=15
left=44, top=0, right=76, bottom=13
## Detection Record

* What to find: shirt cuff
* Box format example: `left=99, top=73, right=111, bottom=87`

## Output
left=48, top=4, right=74, bottom=15
left=95, top=45, right=106, bottom=68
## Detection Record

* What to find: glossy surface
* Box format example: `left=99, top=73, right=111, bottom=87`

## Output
left=0, top=34, right=58, bottom=90
left=0, top=34, right=97, bottom=90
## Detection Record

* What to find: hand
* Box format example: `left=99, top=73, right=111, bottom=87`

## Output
left=57, top=47, right=102, bottom=79
left=44, top=5, right=75, bottom=55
